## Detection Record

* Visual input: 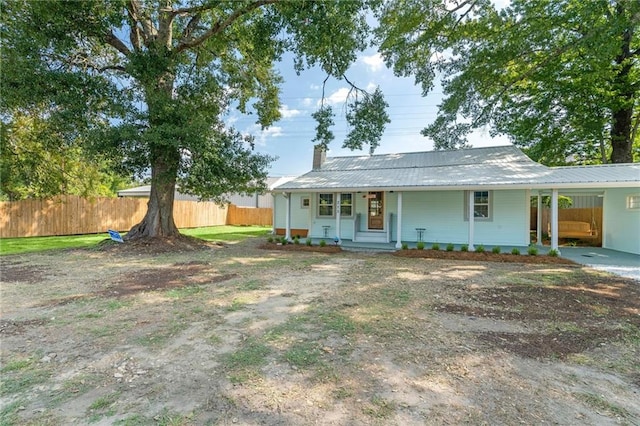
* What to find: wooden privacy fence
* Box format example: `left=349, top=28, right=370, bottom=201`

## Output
left=531, top=207, right=603, bottom=245
left=0, top=195, right=272, bottom=238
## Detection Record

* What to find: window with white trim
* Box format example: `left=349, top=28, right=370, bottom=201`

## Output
left=627, top=195, right=640, bottom=210
left=464, top=190, right=492, bottom=220
left=318, top=193, right=334, bottom=217
left=340, top=193, right=353, bottom=216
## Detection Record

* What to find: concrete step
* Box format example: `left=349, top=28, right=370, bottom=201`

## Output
left=355, top=232, right=388, bottom=243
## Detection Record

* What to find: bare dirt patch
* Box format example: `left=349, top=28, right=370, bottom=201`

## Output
left=1, top=238, right=638, bottom=425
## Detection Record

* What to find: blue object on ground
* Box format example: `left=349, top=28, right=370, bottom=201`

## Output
left=108, top=229, right=124, bottom=243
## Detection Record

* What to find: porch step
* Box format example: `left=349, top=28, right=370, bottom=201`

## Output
left=354, top=231, right=388, bottom=243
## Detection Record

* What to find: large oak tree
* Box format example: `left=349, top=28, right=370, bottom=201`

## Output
left=377, top=0, right=639, bottom=165
left=2, top=0, right=387, bottom=239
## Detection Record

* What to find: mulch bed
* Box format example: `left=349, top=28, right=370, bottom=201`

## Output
left=394, top=248, right=576, bottom=264
left=259, top=243, right=342, bottom=253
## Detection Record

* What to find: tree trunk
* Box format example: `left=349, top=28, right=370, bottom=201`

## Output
left=125, top=147, right=181, bottom=240
left=609, top=6, right=635, bottom=164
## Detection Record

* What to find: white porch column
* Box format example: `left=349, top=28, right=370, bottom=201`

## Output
left=536, top=192, right=543, bottom=246
left=335, top=192, right=341, bottom=244
left=285, top=193, right=291, bottom=241
left=468, top=190, right=475, bottom=251
left=550, top=189, right=560, bottom=254
left=395, top=192, right=403, bottom=249
left=271, top=193, right=277, bottom=234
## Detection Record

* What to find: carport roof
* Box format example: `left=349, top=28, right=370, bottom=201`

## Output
left=275, top=146, right=640, bottom=192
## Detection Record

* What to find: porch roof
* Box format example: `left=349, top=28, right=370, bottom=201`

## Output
left=275, top=146, right=640, bottom=192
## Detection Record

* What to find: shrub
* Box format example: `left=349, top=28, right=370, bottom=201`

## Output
left=511, top=248, right=520, bottom=255
left=401, top=243, right=408, bottom=250
left=319, top=239, right=326, bottom=247
left=280, top=237, right=288, bottom=245
left=492, top=246, right=501, bottom=254
left=305, top=238, right=312, bottom=246
left=461, top=244, right=469, bottom=252
left=431, top=243, right=440, bottom=251
left=548, top=248, right=559, bottom=257
left=527, top=246, right=538, bottom=256
left=475, top=244, right=485, bottom=253
left=446, top=243, right=454, bottom=252
left=293, top=236, right=300, bottom=245
left=267, top=236, right=274, bottom=243
left=416, top=241, right=425, bottom=250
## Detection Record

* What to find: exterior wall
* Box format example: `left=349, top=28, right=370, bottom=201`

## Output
left=398, top=189, right=529, bottom=246
left=602, top=188, right=640, bottom=255
left=273, top=193, right=310, bottom=231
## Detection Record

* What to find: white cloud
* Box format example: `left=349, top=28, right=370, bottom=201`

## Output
left=366, top=82, right=377, bottom=92
left=325, top=87, right=351, bottom=106
left=360, top=53, right=384, bottom=72
left=302, top=97, right=314, bottom=107
left=245, top=124, right=284, bottom=147
left=279, top=105, right=302, bottom=119
left=310, top=84, right=321, bottom=90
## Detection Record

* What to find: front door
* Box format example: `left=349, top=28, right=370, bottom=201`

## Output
left=368, top=191, right=384, bottom=230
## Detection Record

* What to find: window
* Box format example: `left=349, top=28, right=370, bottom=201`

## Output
left=464, top=191, right=492, bottom=221
left=318, top=193, right=334, bottom=217
left=627, top=195, right=640, bottom=210
left=301, top=197, right=310, bottom=208
left=340, top=193, right=353, bottom=216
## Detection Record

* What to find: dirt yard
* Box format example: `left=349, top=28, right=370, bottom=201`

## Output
left=1, top=237, right=639, bottom=425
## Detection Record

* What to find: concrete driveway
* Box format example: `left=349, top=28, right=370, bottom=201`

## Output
left=559, top=247, right=640, bottom=282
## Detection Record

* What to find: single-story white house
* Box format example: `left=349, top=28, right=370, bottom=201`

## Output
left=272, top=145, right=640, bottom=255
left=118, top=176, right=295, bottom=208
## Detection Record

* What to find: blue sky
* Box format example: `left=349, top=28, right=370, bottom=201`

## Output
left=230, top=48, right=511, bottom=177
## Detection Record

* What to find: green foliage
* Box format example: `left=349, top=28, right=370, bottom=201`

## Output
left=475, top=245, right=485, bottom=253
left=528, top=246, right=539, bottom=256
left=2, top=0, right=387, bottom=236
left=319, top=239, right=327, bottom=247
left=446, top=243, right=454, bottom=251
left=401, top=243, right=408, bottom=250
left=460, top=244, right=469, bottom=252
left=431, top=243, right=439, bottom=251
left=492, top=246, right=501, bottom=254
left=511, top=248, right=521, bottom=255
left=305, top=238, right=312, bottom=246
left=416, top=241, right=425, bottom=250
left=376, top=0, right=640, bottom=164
left=530, top=195, right=573, bottom=209
left=267, top=236, right=274, bottom=243
left=293, top=236, right=300, bottom=245
left=548, top=249, right=560, bottom=257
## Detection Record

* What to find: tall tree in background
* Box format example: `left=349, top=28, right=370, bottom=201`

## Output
left=376, top=0, right=639, bottom=165
left=2, top=0, right=388, bottom=240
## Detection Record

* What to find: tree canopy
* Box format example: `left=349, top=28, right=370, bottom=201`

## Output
left=2, top=0, right=388, bottom=239
left=376, top=0, right=640, bottom=165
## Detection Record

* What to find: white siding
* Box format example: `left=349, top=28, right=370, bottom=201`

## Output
left=274, top=193, right=310, bottom=231
left=399, top=190, right=529, bottom=246
left=603, top=188, right=640, bottom=255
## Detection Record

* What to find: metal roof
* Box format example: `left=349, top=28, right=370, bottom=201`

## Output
left=275, top=146, right=640, bottom=192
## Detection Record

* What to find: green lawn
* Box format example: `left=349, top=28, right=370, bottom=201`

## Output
left=0, top=226, right=271, bottom=256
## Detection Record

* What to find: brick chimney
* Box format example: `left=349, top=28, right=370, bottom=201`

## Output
left=312, top=145, right=326, bottom=170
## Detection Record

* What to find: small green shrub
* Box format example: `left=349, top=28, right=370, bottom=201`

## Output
left=548, top=248, right=559, bottom=257
left=305, top=238, right=312, bottom=246
left=475, top=244, right=485, bottom=253
left=431, top=243, right=440, bottom=251
left=267, top=236, right=274, bottom=243
left=460, top=244, right=468, bottom=252
left=280, top=237, right=288, bottom=245
left=319, top=239, right=326, bottom=247
left=401, top=243, right=408, bottom=250
left=293, top=236, right=300, bottom=245
left=492, top=246, right=501, bottom=254
left=527, top=246, right=538, bottom=256
left=416, top=241, right=425, bottom=250
left=511, top=248, right=520, bottom=255
left=446, top=243, right=454, bottom=251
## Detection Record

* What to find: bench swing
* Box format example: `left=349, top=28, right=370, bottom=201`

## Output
left=554, top=196, right=599, bottom=240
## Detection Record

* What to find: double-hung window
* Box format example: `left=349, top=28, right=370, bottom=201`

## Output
left=318, top=193, right=334, bottom=217
left=627, top=195, right=640, bottom=210
left=340, top=194, right=353, bottom=216
left=464, top=191, right=492, bottom=221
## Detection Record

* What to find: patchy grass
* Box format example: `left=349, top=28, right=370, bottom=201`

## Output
left=0, top=225, right=271, bottom=255
left=0, top=357, right=52, bottom=396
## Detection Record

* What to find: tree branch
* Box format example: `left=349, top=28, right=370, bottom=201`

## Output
left=127, top=0, right=157, bottom=47
left=104, top=31, right=131, bottom=56
left=175, top=0, right=279, bottom=53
